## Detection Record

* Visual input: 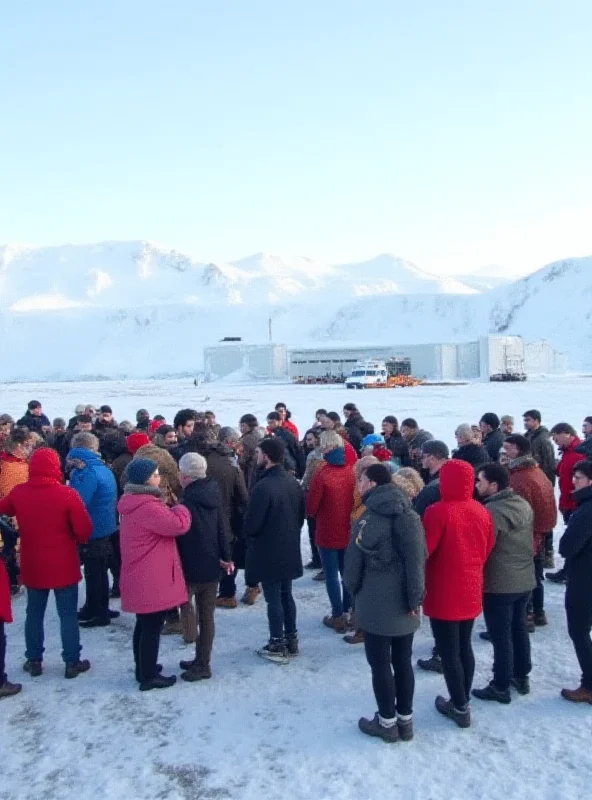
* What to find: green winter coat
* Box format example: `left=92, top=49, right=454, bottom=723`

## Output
left=483, top=488, right=536, bottom=594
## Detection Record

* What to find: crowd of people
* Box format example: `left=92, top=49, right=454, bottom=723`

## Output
left=1, top=399, right=592, bottom=743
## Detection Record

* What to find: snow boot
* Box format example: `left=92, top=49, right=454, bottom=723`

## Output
left=139, top=674, right=177, bottom=691
left=181, top=664, right=212, bottom=682
left=65, top=659, right=91, bottom=679
left=510, top=676, right=530, bottom=695
left=286, top=633, right=299, bottom=657
left=23, top=660, right=43, bottom=677
left=344, top=630, right=365, bottom=645
left=561, top=685, right=592, bottom=705
left=472, top=682, right=511, bottom=705
left=397, top=717, right=414, bottom=742
left=546, top=567, right=567, bottom=584
left=241, top=586, right=261, bottom=606
left=257, top=638, right=288, bottom=665
left=435, top=696, right=471, bottom=728
left=0, top=680, right=22, bottom=699
left=417, top=649, right=443, bottom=674
left=358, top=713, right=399, bottom=743
left=216, top=596, right=238, bottom=609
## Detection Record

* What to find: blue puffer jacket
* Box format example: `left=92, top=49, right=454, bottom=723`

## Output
left=68, top=448, right=117, bottom=540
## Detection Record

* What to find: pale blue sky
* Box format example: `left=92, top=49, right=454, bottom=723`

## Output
left=1, top=1, right=591, bottom=276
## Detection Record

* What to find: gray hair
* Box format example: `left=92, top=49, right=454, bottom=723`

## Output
left=455, top=423, right=473, bottom=442
left=74, top=404, right=86, bottom=415
left=179, top=452, right=207, bottom=479
left=320, top=430, right=344, bottom=451
left=218, top=426, right=239, bottom=444
left=70, top=431, right=99, bottom=452
left=119, top=421, right=134, bottom=434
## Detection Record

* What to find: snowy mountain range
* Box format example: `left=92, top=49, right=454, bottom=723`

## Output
left=0, top=241, right=589, bottom=379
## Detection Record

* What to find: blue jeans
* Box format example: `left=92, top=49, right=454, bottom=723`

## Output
left=25, top=584, right=81, bottom=664
left=318, top=546, right=352, bottom=618
left=261, top=580, right=297, bottom=640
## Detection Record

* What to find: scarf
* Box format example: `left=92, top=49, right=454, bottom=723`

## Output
left=123, top=483, right=163, bottom=499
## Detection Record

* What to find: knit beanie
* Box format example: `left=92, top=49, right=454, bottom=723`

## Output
left=179, top=452, right=207, bottom=479
left=127, top=457, right=158, bottom=486
left=126, top=432, right=150, bottom=454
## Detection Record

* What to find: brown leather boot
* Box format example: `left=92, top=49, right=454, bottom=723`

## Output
left=241, top=586, right=261, bottom=606
left=343, top=629, right=365, bottom=645
left=561, top=685, right=592, bottom=704
left=216, top=596, right=238, bottom=609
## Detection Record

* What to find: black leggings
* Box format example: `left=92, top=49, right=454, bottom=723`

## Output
left=363, top=631, right=415, bottom=718
left=133, top=611, right=165, bottom=682
left=430, top=618, right=475, bottom=710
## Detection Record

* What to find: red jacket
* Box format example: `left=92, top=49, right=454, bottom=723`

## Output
left=306, top=462, right=356, bottom=549
left=0, top=559, right=11, bottom=623
left=0, top=449, right=93, bottom=589
left=282, top=419, right=300, bottom=440
left=509, top=458, right=557, bottom=554
left=344, top=440, right=358, bottom=467
left=557, top=438, right=586, bottom=512
left=423, top=459, right=496, bottom=621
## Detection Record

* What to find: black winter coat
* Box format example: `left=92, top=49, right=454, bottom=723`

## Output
left=384, top=434, right=410, bottom=467
left=454, top=443, right=491, bottom=469
left=178, top=478, right=231, bottom=584
left=483, top=428, right=505, bottom=462
left=559, top=486, right=592, bottom=608
left=16, top=411, right=50, bottom=435
left=413, top=476, right=441, bottom=519
left=243, top=465, right=305, bottom=585
left=576, top=436, right=592, bottom=462
left=344, top=413, right=373, bottom=455
left=272, top=428, right=306, bottom=478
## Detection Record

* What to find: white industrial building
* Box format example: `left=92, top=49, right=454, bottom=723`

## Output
left=289, top=336, right=566, bottom=382
left=204, top=341, right=288, bottom=382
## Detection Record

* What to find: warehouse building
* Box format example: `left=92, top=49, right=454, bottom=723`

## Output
left=204, top=340, right=288, bottom=381
left=289, top=336, right=565, bottom=382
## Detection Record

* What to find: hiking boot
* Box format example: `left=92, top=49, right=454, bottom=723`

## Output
left=479, top=631, right=492, bottom=642
left=344, top=630, right=365, bottom=645
left=435, top=696, right=471, bottom=728
left=526, top=615, right=536, bottom=634
left=546, top=567, right=567, bottom=584
left=358, top=713, right=399, bottom=743
left=23, top=660, right=43, bottom=677
left=161, top=619, right=183, bottom=636
left=305, top=560, right=322, bottom=570
left=417, top=654, right=443, bottom=674
left=241, top=587, right=261, bottom=606
left=510, top=676, right=530, bottom=696
left=216, top=596, right=238, bottom=609
left=0, top=680, right=23, bottom=699
left=397, top=717, right=414, bottom=742
left=79, top=617, right=110, bottom=629
left=139, top=674, right=177, bottom=691
left=543, top=553, right=555, bottom=570
left=561, top=685, right=592, bottom=705
left=257, top=638, right=288, bottom=665
left=472, top=682, right=511, bottom=705
left=65, top=659, right=91, bottom=679
left=534, top=612, right=548, bottom=627
left=286, top=633, right=299, bottom=657
left=312, top=570, right=325, bottom=582
left=322, top=614, right=349, bottom=634
left=181, top=664, right=212, bottom=682
left=136, top=664, right=163, bottom=682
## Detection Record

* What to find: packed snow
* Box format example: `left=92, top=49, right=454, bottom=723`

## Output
left=2, top=377, right=592, bottom=800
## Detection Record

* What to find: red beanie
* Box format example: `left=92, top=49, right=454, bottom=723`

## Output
left=126, top=432, right=150, bottom=454
left=149, top=419, right=164, bottom=434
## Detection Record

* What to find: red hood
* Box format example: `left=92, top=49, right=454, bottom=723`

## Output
left=29, top=448, right=63, bottom=482
left=563, top=437, right=583, bottom=453
left=439, top=459, right=475, bottom=502
left=0, top=451, right=26, bottom=464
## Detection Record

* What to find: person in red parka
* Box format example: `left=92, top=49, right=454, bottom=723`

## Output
left=550, top=424, right=586, bottom=521
left=0, top=448, right=93, bottom=680
left=0, top=517, right=21, bottom=698
left=423, top=459, right=496, bottom=728
left=306, top=430, right=356, bottom=633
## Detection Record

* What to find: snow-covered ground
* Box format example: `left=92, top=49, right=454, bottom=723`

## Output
left=2, top=377, right=592, bottom=800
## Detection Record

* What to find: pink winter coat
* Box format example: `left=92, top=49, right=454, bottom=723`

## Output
left=118, top=491, right=191, bottom=614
